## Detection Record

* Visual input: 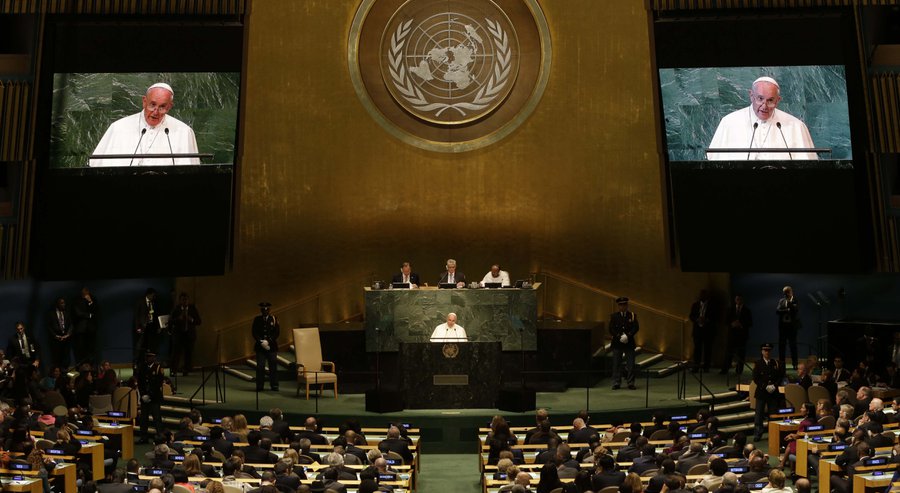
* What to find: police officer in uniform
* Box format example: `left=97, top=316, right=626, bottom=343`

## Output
left=609, top=297, right=639, bottom=390
left=752, top=342, right=784, bottom=442
left=252, top=302, right=280, bottom=391
left=137, top=351, right=164, bottom=443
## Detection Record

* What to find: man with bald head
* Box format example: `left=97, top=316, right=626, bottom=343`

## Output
left=91, top=82, right=200, bottom=166
left=707, top=76, right=817, bottom=160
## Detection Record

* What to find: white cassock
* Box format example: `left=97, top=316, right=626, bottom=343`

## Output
left=90, top=112, right=200, bottom=167
left=707, top=106, right=818, bottom=161
left=481, top=270, right=511, bottom=287
left=430, top=323, right=467, bottom=342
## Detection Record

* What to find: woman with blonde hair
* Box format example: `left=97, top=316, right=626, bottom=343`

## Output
left=231, top=414, right=250, bottom=442
left=204, top=480, right=225, bottom=493
left=182, top=453, right=205, bottom=477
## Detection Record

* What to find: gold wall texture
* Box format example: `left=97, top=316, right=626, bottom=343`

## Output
left=181, top=0, right=728, bottom=363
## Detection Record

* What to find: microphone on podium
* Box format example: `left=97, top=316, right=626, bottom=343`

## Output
left=746, top=122, right=758, bottom=160
left=129, top=128, right=147, bottom=167
left=776, top=122, right=792, bottom=160
left=165, top=128, right=176, bottom=165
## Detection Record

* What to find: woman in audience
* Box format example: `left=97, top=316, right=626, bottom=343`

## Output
left=536, top=462, right=564, bottom=493
left=26, top=445, right=53, bottom=493
left=40, top=367, right=61, bottom=391
left=488, top=416, right=519, bottom=445
left=232, top=414, right=250, bottom=442
left=53, top=428, right=82, bottom=456
left=95, top=361, right=119, bottom=395
left=205, top=481, right=225, bottom=493
left=777, top=401, right=816, bottom=473
left=183, top=453, right=206, bottom=478
left=74, top=370, right=96, bottom=409
left=623, top=471, right=644, bottom=493
left=816, top=398, right=833, bottom=420
left=171, top=466, right=196, bottom=492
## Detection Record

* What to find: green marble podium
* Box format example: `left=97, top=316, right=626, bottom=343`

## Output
left=364, top=285, right=539, bottom=352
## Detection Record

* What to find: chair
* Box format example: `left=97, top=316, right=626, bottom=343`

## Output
left=687, top=463, right=709, bottom=475
left=817, top=415, right=836, bottom=429
left=549, top=489, right=564, bottom=493
left=222, top=485, right=244, bottom=493
left=641, top=468, right=659, bottom=477
left=112, top=386, right=139, bottom=419
left=648, top=429, right=672, bottom=441
left=807, top=384, right=832, bottom=405
left=612, top=430, right=631, bottom=442
left=598, top=487, right=620, bottom=493
left=172, top=485, right=192, bottom=493
left=783, top=383, right=808, bottom=410
left=292, top=328, right=338, bottom=399
left=343, top=453, right=361, bottom=465
left=36, top=438, right=55, bottom=451
left=385, top=450, right=405, bottom=465
left=710, top=445, right=732, bottom=455
left=209, top=449, right=227, bottom=462
left=748, top=381, right=757, bottom=409
left=89, top=394, right=113, bottom=415
left=163, top=382, right=174, bottom=396
left=43, top=390, right=67, bottom=412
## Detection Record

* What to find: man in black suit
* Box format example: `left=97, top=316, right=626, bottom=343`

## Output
left=242, top=431, right=278, bottom=464
left=753, top=343, right=784, bottom=442
left=48, top=297, right=73, bottom=370
left=296, top=417, right=329, bottom=445
left=721, top=295, right=753, bottom=375
left=796, top=362, right=813, bottom=390
left=391, top=261, right=421, bottom=288
left=689, top=290, right=717, bottom=373
left=258, top=416, right=282, bottom=444
left=675, top=442, right=708, bottom=474
left=566, top=417, right=598, bottom=444
left=776, top=285, right=800, bottom=368
left=6, top=321, right=38, bottom=365
left=169, top=292, right=201, bottom=376
left=73, top=287, right=99, bottom=368
left=438, top=258, right=466, bottom=287
left=209, top=426, right=235, bottom=458
left=591, top=454, right=625, bottom=491
left=269, top=408, right=291, bottom=442
left=97, top=468, right=134, bottom=493
left=609, top=296, right=639, bottom=390
left=628, top=444, right=659, bottom=474
left=133, top=288, right=159, bottom=365
left=252, top=302, right=280, bottom=391
left=378, top=426, right=414, bottom=464
left=293, top=438, right=322, bottom=464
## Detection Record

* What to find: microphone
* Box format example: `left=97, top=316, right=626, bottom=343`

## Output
left=776, top=122, right=792, bottom=160
left=746, top=122, right=758, bottom=160
left=165, top=128, right=175, bottom=165
left=129, top=128, right=147, bottom=167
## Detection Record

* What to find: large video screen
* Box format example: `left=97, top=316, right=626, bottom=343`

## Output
left=50, top=72, right=239, bottom=168
left=660, top=65, right=852, bottom=162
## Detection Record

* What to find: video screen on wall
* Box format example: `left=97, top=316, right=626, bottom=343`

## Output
left=659, top=65, right=852, bottom=163
left=49, top=72, right=239, bottom=168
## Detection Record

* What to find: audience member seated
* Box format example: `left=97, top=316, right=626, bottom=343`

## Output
left=319, top=466, right=349, bottom=493
left=591, top=453, right=625, bottom=491
left=174, top=417, right=200, bottom=442
left=628, top=443, right=659, bottom=474
left=242, top=431, right=278, bottom=464
left=642, top=411, right=668, bottom=439
left=536, top=462, right=566, bottom=493
left=232, top=414, right=251, bottom=442
left=488, top=416, right=519, bottom=446
left=695, top=457, right=728, bottom=490
left=528, top=421, right=560, bottom=445
left=617, top=434, right=647, bottom=462
left=555, top=443, right=579, bottom=478
left=321, top=452, right=358, bottom=481
left=97, top=468, right=132, bottom=493
left=534, top=437, right=559, bottom=465
left=524, top=408, right=555, bottom=444
left=292, top=438, right=321, bottom=464
left=740, top=456, right=770, bottom=484
left=189, top=409, right=210, bottom=436
left=675, top=442, right=708, bottom=474
left=567, top=417, right=598, bottom=444
left=777, top=402, right=816, bottom=472
left=296, top=417, right=329, bottom=445
left=645, top=458, right=677, bottom=493
left=257, top=416, right=281, bottom=444
left=208, top=425, right=235, bottom=458
left=762, top=468, right=793, bottom=493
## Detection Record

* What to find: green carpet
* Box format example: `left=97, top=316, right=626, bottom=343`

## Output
left=416, top=454, right=483, bottom=493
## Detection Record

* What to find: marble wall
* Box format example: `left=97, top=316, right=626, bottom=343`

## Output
left=49, top=72, right=240, bottom=167
left=660, top=66, right=852, bottom=161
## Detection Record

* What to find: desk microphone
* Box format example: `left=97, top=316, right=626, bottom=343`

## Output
left=747, top=122, right=758, bottom=160
left=165, top=128, right=176, bottom=165
left=776, top=122, right=792, bottom=160
left=129, top=128, right=147, bottom=166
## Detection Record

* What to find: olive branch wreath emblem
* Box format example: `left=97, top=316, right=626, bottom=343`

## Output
left=388, top=17, right=512, bottom=118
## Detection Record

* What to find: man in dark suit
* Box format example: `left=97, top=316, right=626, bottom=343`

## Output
left=776, top=285, right=800, bottom=369
left=6, top=321, right=38, bottom=365
left=675, top=442, right=709, bottom=474
left=97, top=468, right=134, bottom=493
left=296, top=417, right=329, bottom=445
left=48, top=297, right=73, bottom=370
left=796, top=362, right=813, bottom=390
left=438, top=258, right=466, bottom=287
left=391, top=261, right=421, bottom=288
left=169, top=292, right=201, bottom=376
left=293, top=438, right=322, bottom=464
left=591, top=454, right=625, bottom=491
left=566, top=417, right=598, bottom=445
left=628, top=444, right=659, bottom=474
left=689, top=290, right=717, bottom=373
left=378, top=426, right=414, bottom=464
left=209, top=426, right=235, bottom=458
left=609, top=296, right=639, bottom=390
left=753, top=342, right=784, bottom=442
left=73, top=287, right=99, bottom=368
left=252, top=302, right=280, bottom=391
left=258, top=416, right=282, bottom=444
left=133, top=288, right=159, bottom=365
left=269, top=408, right=291, bottom=442
left=721, top=295, right=753, bottom=375
left=242, top=431, right=278, bottom=464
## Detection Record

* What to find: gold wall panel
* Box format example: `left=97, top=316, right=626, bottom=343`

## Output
left=180, top=0, right=728, bottom=364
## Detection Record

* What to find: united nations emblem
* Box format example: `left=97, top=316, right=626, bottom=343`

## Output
left=349, top=0, right=551, bottom=152
left=442, top=343, right=460, bottom=359
left=383, top=3, right=518, bottom=124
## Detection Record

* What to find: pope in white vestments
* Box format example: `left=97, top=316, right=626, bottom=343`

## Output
left=430, top=313, right=468, bottom=342
left=90, top=82, right=200, bottom=167
left=707, top=76, right=817, bottom=161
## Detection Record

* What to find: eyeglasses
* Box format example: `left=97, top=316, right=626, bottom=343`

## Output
left=146, top=102, right=172, bottom=113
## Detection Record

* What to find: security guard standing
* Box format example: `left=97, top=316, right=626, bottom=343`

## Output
left=752, top=342, right=784, bottom=442
left=137, top=351, right=164, bottom=443
left=252, top=302, right=280, bottom=391
left=609, top=296, right=639, bottom=390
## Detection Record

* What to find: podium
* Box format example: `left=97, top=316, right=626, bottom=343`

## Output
left=399, top=342, right=501, bottom=409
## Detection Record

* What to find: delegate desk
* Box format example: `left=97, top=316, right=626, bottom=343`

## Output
left=364, top=284, right=540, bottom=352
left=96, top=422, right=135, bottom=461
left=400, top=341, right=500, bottom=408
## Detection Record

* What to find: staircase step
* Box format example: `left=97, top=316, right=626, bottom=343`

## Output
left=714, top=400, right=751, bottom=412
left=684, top=390, right=739, bottom=402
left=636, top=353, right=665, bottom=368
left=652, top=360, right=689, bottom=378
left=276, top=354, right=293, bottom=368
left=715, top=410, right=757, bottom=423
left=163, top=395, right=217, bottom=406
left=222, top=365, right=255, bottom=381
left=720, top=422, right=756, bottom=435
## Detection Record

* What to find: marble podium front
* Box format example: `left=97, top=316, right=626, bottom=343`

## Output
left=364, top=285, right=539, bottom=352
left=399, top=342, right=501, bottom=409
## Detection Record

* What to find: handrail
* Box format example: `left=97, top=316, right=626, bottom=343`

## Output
left=536, top=270, right=689, bottom=323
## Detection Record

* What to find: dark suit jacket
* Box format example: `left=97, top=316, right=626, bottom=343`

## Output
left=259, top=428, right=282, bottom=444
left=616, top=445, right=641, bottom=462
left=609, top=311, right=639, bottom=349
left=725, top=304, right=753, bottom=339
left=689, top=300, right=718, bottom=334
left=96, top=483, right=135, bottom=493
left=797, top=374, right=813, bottom=390
left=438, top=271, right=466, bottom=285
left=6, top=332, right=38, bottom=362
left=391, top=273, right=421, bottom=285
left=242, top=445, right=278, bottom=464
left=567, top=426, right=599, bottom=444
left=73, top=297, right=98, bottom=335
left=271, top=419, right=291, bottom=441
left=296, top=430, right=329, bottom=445
left=133, top=296, right=158, bottom=333
left=646, top=473, right=666, bottom=493
left=753, top=357, right=784, bottom=400
left=676, top=451, right=709, bottom=474
left=591, top=470, right=626, bottom=491
left=628, top=455, right=658, bottom=475
left=210, top=438, right=234, bottom=458
left=48, top=307, right=73, bottom=339
left=379, top=437, right=414, bottom=463
left=252, top=314, right=280, bottom=353
left=169, top=304, right=202, bottom=337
